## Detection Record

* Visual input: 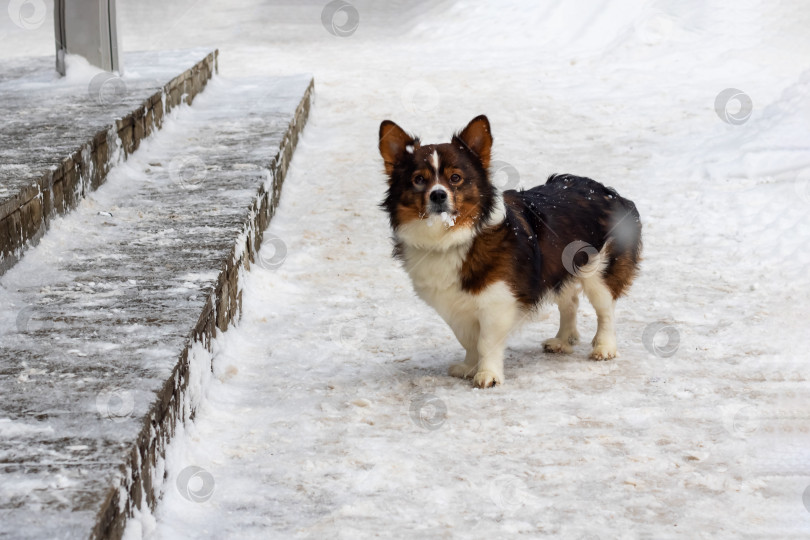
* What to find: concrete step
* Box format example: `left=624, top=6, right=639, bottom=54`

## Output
left=0, top=73, right=314, bottom=539
left=0, top=49, right=218, bottom=276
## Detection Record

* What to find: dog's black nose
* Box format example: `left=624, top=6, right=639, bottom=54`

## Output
left=430, top=190, right=448, bottom=204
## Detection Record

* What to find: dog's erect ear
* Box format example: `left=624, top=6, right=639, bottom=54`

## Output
left=379, top=120, right=415, bottom=176
left=454, top=115, right=492, bottom=169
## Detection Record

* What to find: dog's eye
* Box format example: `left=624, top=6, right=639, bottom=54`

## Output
left=413, top=175, right=426, bottom=186
left=449, top=174, right=462, bottom=184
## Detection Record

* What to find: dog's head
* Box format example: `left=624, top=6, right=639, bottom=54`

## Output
left=378, top=115, right=501, bottom=248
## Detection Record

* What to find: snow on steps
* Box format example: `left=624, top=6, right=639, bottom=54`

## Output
left=0, top=49, right=218, bottom=276
left=0, top=73, right=314, bottom=538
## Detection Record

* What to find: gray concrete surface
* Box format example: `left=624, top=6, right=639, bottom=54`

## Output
left=0, top=49, right=217, bottom=275
left=0, top=72, right=313, bottom=539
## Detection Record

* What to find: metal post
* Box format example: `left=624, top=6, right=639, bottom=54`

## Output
left=54, top=0, right=121, bottom=76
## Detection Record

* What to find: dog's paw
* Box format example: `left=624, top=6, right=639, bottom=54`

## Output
left=473, top=370, right=502, bottom=388
left=449, top=363, right=476, bottom=379
left=590, top=342, right=617, bottom=361
left=543, top=337, right=574, bottom=354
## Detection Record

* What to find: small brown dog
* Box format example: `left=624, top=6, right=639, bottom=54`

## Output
left=379, top=115, right=642, bottom=387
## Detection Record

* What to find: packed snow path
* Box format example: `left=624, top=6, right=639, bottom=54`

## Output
left=4, top=0, right=808, bottom=538
left=129, top=1, right=810, bottom=537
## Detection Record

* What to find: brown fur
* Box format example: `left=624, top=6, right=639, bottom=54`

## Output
left=380, top=117, right=498, bottom=235
left=604, top=254, right=638, bottom=298
left=379, top=117, right=642, bottom=311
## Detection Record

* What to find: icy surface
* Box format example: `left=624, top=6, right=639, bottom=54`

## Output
left=0, top=49, right=213, bottom=206
left=0, top=74, right=311, bottom=538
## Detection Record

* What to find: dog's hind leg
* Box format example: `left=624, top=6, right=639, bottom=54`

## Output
left=542, top=282, right=580, bottom=354
left=582, top=275, right=618, bottom=360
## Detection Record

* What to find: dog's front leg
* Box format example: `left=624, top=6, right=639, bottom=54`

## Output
left=448, top=319, right=479, bottom=379
left=448, top=347, right=479, bottom=379
left=473, top=286, right=518, bottom=388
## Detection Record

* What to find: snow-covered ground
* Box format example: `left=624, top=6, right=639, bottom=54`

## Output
left=5, top=0, right=810, bottom=538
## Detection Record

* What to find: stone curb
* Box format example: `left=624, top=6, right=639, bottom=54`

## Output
left=0, top=50, right=219, bottom=277
left=90, top=79, right=315, bottom=539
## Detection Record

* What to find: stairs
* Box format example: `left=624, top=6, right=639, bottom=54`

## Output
left=0, top=49, right=218, bottom=275
left=0, top=54, right=313, bottom=539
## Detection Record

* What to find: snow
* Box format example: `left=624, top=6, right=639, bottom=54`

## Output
left=0, top=46, right=214, bottom=227
left=0, top=418, right=55, bottom=437
left=113, top=0, right=810, bottom=537
left=61, top=54, right=107, bottom=84
left=2, top=0, right=810, bottom=537
left=426, top=211, right=458, bottom=228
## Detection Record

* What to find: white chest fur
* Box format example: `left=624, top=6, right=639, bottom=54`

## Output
left=401, top=243, right=473, bottom=316
left=397, top=219, right=477, bottom=323
left=397, top=217, right=522, bottom=318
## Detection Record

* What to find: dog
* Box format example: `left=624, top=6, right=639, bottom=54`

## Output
left=378, top=115, right=642, bottom=388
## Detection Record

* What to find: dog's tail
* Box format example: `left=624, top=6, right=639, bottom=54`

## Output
left=602, top=192, right=642, bottom=298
